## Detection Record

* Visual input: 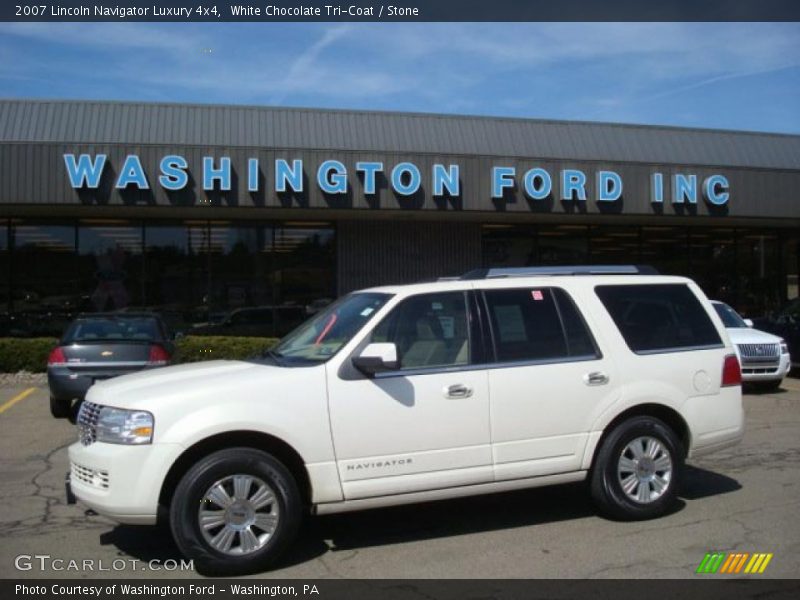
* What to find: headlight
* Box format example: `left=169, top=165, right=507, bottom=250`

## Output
left=95, top=407, right=154, bottom=445
left=780, top=340, right=789, bottom=355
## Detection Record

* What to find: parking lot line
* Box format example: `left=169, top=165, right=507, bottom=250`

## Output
left=0, top=387, right=37, bottom=415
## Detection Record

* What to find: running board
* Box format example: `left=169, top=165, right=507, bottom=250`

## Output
left=312, top=470, right=587, bottom=515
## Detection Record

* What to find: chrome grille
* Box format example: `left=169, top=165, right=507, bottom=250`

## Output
left=737, top=343, right=780, bottom=366
left=77, top=401, right=102, bottom=446
left=71, top=462, right=110, bottom=489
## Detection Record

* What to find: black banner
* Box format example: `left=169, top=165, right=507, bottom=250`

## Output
left=4, top=579, right=800, bottom=600
left=3, top=0, right=800, bottom=22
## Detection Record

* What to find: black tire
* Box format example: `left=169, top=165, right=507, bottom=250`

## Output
left=50, top=396, right=71, bottom=419
left=590, top=416, right=683, bottom=520
left=755, top=380, right=782, bottom=392
left=169, top=447, right=302, bottom=576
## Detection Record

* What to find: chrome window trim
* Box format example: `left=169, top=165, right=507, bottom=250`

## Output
left=373, top=353, right=601, bottom=380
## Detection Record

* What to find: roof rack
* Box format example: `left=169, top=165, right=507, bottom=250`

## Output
left=460, top=265, right=659, bottom=280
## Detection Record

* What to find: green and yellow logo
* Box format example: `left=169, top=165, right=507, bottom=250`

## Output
left=696, top=552, right=773, bottom=574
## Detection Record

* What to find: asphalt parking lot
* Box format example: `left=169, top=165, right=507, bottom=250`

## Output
left=0, top=380, right=799, bottom=580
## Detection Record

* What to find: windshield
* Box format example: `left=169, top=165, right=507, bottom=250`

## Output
left=713, top=303, right=748, bottom=328
left=63, top=316, right=163, bottom=343
left=271, top=292, right=392, bottom=363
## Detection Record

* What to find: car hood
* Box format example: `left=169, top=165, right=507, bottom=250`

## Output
left=85, top=360, right=274, bottom=410
left=726, top=327, right=783, bottom=345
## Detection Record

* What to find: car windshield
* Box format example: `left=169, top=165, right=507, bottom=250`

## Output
left=270, top=293, right=392, bottom=363
left=62, top=316, right=162, bottom=343
left=713, top=303, right=748, bottom=328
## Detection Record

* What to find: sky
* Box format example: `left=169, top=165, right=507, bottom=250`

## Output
left=0, top=22, right=798, bottom=133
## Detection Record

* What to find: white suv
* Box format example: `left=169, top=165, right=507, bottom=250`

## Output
left=711, top=300, right=791, bottom=390
left=67, top=266, right=744, bottom=575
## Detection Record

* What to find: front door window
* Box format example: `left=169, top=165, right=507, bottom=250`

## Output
left=371, top=291, right=470, bottom=370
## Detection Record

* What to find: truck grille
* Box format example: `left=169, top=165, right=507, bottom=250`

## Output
left=77, top=401, right=102, bottom=446
left=737, top=343, right=780, bottom=365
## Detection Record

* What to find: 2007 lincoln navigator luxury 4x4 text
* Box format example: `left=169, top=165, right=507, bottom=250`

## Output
left=66, top=266, right=744, bottom=574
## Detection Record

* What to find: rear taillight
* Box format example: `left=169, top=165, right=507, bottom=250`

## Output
left=721, top=354, right=742, bottom=387
left=48, top=347, right=66, bottom=366
left=148, top=344, right=170, bottom=366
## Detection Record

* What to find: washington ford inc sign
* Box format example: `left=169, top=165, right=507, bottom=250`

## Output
left=63, top=153, right=731, bottom=206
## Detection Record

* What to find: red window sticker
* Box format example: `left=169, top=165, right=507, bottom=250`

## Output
left=531, top=290, right=544, bottom=301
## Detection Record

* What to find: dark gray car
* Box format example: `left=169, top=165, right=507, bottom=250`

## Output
left=47, top=313, right=174, bottom=418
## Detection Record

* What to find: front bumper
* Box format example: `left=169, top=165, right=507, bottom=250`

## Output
left=67, top=440, right=183, bottom=525
left=740, top=353, right=791, bottom=383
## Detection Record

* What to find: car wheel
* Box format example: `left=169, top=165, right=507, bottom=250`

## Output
left=49, top=396, right=71, bottom=419
left=590, top=416, right=683, bottom=520
left=169, top=447, right=302, bottom=576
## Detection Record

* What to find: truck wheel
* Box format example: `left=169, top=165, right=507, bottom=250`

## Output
left=169, top=447, right=302, bottom=575
left=50, top=396, right=71, bottom=419
left=590, top=416, right=683, bottom=520
left=755, top=380, right=782, bottom=392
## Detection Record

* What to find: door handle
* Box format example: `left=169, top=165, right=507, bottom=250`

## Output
left=443, top=384, right=473, bottom=399
left=584, top=371, right=609, bottom=386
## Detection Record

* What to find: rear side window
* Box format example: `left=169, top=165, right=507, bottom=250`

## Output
left=595, top=284, right=722, bottom=354
left=552, top=288, right=598, bottom=357
left=483, top=287, right=598, bottom=363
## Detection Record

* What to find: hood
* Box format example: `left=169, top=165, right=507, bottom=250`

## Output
left=725, top=327, right=783, bottom=345
left=85, top=360, right=278, bottom=410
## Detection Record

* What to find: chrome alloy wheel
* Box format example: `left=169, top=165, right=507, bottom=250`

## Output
left=197, top=474, right=279, bottom=555
left=617, top=436, right=673, bottom=504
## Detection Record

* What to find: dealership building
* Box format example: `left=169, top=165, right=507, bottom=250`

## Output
left=0, top=99, right=798, bottom=336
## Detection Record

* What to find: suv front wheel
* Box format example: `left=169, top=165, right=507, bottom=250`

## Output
left=590, top=416, right=683, bottom=520
left=169, top=448, right=302, bottom=575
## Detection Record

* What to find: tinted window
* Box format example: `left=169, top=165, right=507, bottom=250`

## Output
left=371, top=292, right=470, bottom=370
left=553, top=288, right=599, bottom=357
left=484, top=287, right=597, bottom=363
left=63, top=316, right=163, bottom=343
left=595, top=284, right=722, bottom=353
left=713, top=302, right=748, bottom=328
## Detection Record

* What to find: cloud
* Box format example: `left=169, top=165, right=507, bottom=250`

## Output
left=0, top=22, right=797, bottom=131
left=271, top=25, right=353, bottom=102
left=0, top=22, right=197, bottom=51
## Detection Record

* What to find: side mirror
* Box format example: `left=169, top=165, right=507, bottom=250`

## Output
left=744, top=319, right=754, bottom=328
left=352, top=343, right=399, bottom=376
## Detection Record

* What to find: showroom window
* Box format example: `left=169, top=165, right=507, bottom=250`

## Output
left=640, top=226, right=690, bottom=281
left=11, top=223, right=77, bottom=336
left=736, top=230, right=783, bottom=316
left=0, top=221, right=7, bottom=314
left=0, top=220, right=337, bottom=338
left=78, top=220, right=144, bottom=313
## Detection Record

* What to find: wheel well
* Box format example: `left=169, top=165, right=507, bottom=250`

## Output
left=592, top=404, right=691, bottom=468
left=158, top=431, right=312, bottom=509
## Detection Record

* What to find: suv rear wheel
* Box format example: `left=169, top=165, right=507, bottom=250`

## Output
left=169, top=448, right=302, bottom=575
left=590, top=416, right=683, bottom=520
